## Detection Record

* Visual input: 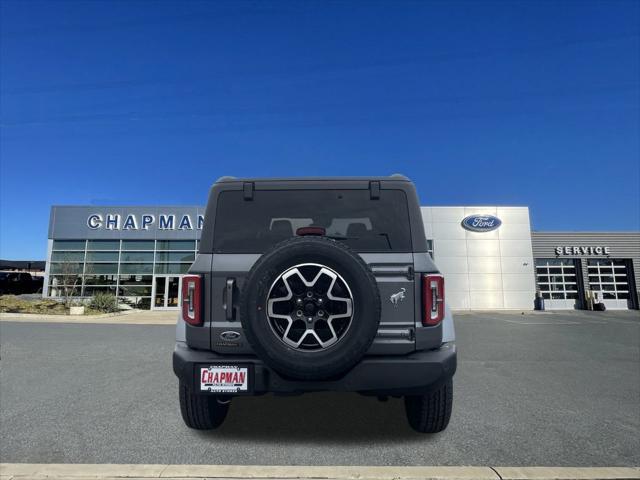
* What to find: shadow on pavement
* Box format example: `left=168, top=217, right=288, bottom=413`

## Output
left=196, top=392, right=437, bottom=444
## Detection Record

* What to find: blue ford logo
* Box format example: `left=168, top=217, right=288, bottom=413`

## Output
left=461, top=214, right=502, bottom=232
left=220, top=331, right=241, bottom=341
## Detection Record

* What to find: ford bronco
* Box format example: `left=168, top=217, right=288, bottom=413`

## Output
left=173, top=175, right=456, bottom=433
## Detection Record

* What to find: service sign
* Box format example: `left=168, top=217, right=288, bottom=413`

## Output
left=461, top=214, right=502, bottom=232
left=555, top=246, right=611, bottom=256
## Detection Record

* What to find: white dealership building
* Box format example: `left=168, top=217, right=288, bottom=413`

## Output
left=44, top=205, right=639, bottom=311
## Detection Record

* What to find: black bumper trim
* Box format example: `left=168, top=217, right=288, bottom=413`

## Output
left=173, top=342, right=456, bottom=395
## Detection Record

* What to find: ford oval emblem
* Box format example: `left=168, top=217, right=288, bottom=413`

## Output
left=220, top=331, right=241, bottom=341
left=461, top=214, right=502, bottom=232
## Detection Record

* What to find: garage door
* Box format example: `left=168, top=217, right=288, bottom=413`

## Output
left=587, top=259, right=631, bottom=310
left=536, top=258, right=580, bottom=309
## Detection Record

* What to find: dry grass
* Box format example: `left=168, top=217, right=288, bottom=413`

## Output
left=0, top=295, right=112, bottom=315
left=0, top=295, right=70, bottom=314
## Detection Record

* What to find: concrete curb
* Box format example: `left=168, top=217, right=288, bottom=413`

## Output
left=495, top=467, right=640, bottom=479
left=0, top=310, right=133, bottom=319
left=1, top=464, right=638, bottom=480
left=0, top=311, right=176, bottom=325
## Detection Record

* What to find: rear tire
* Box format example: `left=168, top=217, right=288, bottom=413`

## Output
left=179, top=382, right=230, bottom=430
left=404, top=378, right=453, bottom=433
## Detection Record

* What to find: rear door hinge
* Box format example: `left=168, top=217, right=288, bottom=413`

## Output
left=243, top=182, right=254, bottom=200
left=369, top=181, right=380, bottom=200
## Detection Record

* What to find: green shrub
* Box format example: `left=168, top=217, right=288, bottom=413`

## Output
left=89, top=293, right=119, bottom=313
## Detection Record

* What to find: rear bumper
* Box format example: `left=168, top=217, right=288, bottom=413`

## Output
left=173, top=342, right=456, bottom=396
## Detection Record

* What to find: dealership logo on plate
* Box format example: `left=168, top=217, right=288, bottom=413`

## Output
left=461, top=214, right=502, bottom=232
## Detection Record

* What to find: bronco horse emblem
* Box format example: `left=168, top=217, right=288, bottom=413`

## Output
left=389, top=288, right=406, bottom=307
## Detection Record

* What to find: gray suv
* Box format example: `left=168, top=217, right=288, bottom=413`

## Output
left=173, top=176, right=456, bottom=433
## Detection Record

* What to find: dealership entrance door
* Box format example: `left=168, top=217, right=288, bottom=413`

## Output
left=153, top=275, right=182, bottom=310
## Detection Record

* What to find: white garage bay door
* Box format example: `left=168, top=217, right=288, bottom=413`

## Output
left=535, top=258, right=580, bottom=310
left=588, top=259, right=632, bottom=310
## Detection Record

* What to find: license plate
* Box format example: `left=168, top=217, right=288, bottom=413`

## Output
left=199, top=365, right=249, bottom=393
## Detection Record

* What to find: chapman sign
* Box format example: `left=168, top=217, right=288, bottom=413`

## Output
left=461, top=214, right=502, bottom=233
left=87, top=213, right=204, bottom=231
left=555, top=246, right=611, bottom=256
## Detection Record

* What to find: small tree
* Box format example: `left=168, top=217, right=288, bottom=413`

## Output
left=52, top=254, right=83, bottom=308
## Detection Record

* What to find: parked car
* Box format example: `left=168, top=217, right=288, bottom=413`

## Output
left=0, top=272, right=42, bottom=295
left=173, top=176, right=456, bottom=433
left=30, top=275, right=44, bottom=293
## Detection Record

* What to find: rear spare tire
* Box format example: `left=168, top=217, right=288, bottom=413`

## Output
left=240, top=236, right=380, bottom=380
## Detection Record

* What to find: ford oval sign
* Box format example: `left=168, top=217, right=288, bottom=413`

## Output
left=461, top=214, right=502, bottom=232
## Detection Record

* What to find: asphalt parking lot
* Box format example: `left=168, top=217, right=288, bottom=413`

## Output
left=1, top=310, right=638, bottom=466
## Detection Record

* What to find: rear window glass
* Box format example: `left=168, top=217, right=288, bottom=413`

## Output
left=212, top=189, right=412, bottom=253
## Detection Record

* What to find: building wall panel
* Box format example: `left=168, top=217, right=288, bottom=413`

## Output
left=423, top=206, right=535, bottom=310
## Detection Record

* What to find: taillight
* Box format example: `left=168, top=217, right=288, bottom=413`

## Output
left=422, top=274, right=444, bottom=326
left=181, top=275, right=202, bottom=326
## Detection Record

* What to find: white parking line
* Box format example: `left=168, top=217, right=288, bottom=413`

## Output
left=497, top=318, right=581, bottom=325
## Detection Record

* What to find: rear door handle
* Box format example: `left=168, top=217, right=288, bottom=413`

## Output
left=225, top=278, right=235, bottom=320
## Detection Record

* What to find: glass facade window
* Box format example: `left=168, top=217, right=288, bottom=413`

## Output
left=155, top=251, right=195, bottom=263
left=119, top=274, right=153, bottom=285
left=156, top=240, right=196, bottom=251
left=84, top=275, right=117, bottom=285
left=51, top=251, right=85, bottom=262
left=121, top=240, right=155, bottom=250
left=84, top=286, right=117, bottom=296
left=119, top=263, right=154, bottom=274
left=118, top=285, right=153, bottom=296
left=85, top=263, right=118, bottom=274
left=48, top=236, right=198, bottom=309
left=86, top=252, right=119, bottom=262
left=155, top=263, right=190, bottom=274
left=48, top=283, right=81, bottom=297
left=120, top=251, right=154, bottom=262
left=49, top=275, right=82, bottom=286
left=50, top=262, right=83, bottom=274
left=52, top=240, right=86, bottom=250
left=87, top=240, right=120, bottom=250
left=122, top=297, right=152, bottom=309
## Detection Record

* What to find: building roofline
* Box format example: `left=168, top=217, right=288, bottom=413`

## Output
left=422, top=205, right=530, bottom=208
left=531, top=230, right=640, bottom=234
left=50, top=205, right=203, bottom=209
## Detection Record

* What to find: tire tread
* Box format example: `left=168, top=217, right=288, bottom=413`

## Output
left=404, top=378, right=453, bottom=433
left=179, top=382, right=229, bottom=430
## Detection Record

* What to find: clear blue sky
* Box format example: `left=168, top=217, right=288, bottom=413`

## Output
left=1, top=0, right=639, bottom=260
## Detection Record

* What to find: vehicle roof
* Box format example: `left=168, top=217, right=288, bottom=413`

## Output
left=215, top=174, right=411, bottom=183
